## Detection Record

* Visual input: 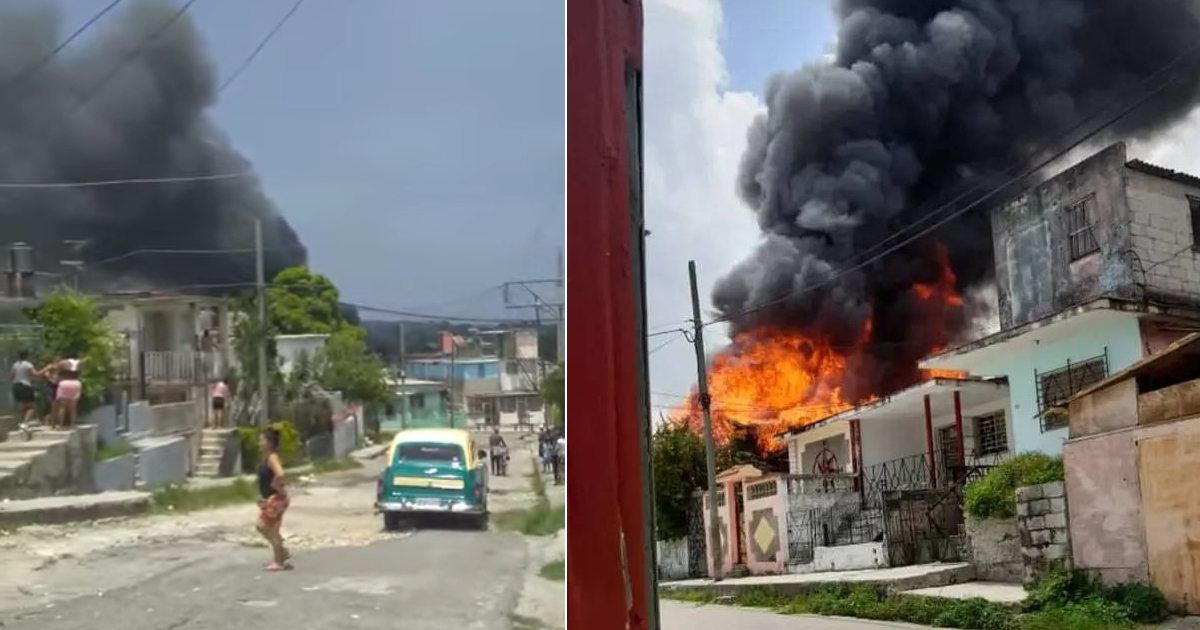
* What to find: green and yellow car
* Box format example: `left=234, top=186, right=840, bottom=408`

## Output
left=375, top=428, right=489, bottom=530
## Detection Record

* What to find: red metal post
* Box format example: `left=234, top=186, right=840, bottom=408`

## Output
left=850, top=419, right=862, bottom=495
left=567, top=2, right=652, bottom=630
left=953, top=389, right=965, bottom=483
left=924, top=394, right=937, bottom=488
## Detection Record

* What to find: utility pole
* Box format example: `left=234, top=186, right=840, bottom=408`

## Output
left=448, top=341, right=457, bottom=428
left=689, top=260, right=723, bottom=581
left=398, top=322, right=408, bottom=430
left=254, top=219, right=269, bottom=427
left=556, top=247, right=564, bottom=364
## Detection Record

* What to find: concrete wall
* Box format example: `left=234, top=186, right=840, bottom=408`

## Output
left=1069, top=376, right=1139, bottom=439
left=991, top=143, right=1138, bottom=330
left=85, top=405, right=122, bottom=447
left=1017, top=481, right=1072, bottom=586
left=966, top=514, right=1023, bottom=583
left=657, top=539, right=690, bottom=581
left=811, top=542, right=888, bottom=573
left=972, top=312, right=1144, bottom=455
left=94, top=453, right=136, bottom=492
left=703, top=483, right=736, bottom=577
left=131, top=436, right=189, bottom=488
left=332, top=412, right=359, bottom=459
left=0, top=425, right=97, bottom=499
left=1125, top=167, right=1200, bottom=305
left=275, top=334, right=329, bottom=375
left=742, top=476, right=788, bottom=574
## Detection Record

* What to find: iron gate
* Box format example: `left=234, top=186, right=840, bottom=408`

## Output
left=882, top=486, right=965, bottom=566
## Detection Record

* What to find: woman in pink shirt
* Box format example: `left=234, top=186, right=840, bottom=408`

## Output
left=210, top=378, right=230, bottom=428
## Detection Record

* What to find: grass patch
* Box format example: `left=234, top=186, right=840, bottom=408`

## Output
left=660, top=572, right=1172, bottom=630
left=95, top=441, right=133, bottom=461
left=492, top=455, right=564, bottom=536
left=310, top=457, right=363, bottom=474
left=539, top=559, right=565, bottom=581
left=151, top=478, right=258, bottom=513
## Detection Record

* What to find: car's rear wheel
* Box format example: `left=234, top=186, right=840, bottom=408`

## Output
left=383, top=512, right=402, bottom=531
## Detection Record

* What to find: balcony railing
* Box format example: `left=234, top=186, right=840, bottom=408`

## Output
left=139, top=351, right=224, bottom=384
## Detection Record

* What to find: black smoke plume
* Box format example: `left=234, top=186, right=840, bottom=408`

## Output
left=0, top=1, right=306, bottom=292
left=714, top=0, right=1200, bottom=400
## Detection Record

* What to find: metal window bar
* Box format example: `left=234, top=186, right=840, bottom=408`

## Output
left=1067, top=194, right=1100, bottom=260
left=975, top=412, right=1008, bottom=455
left=808, top=504, right=885, bottom=548
left=746, top=479, right=778, bottom=500
left=1035, top=350, right=1108, bottom=432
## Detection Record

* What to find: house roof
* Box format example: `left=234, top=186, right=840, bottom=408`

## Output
left=716, top=464, right=762, bottom=484
left=1069, top=332, right=1200, bottom=403
left=94, top=292, right=226, bottom=307
left=779, top=376, right=1009, bottom=442
left=920, top=297, right=1200, bottom=372
left=1126, top=159, right=1200, bottom=189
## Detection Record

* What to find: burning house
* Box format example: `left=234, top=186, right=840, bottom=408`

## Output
left=667, top=0, right=1200, bottom=580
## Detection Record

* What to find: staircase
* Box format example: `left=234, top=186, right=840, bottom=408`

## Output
left=195, top=428, right=237, bottom=478
left=0, top=424, right=93, bottom=499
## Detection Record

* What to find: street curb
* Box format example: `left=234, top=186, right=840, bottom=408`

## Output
left=658, top=564, right=977, bottom=599
left=0, top=492, right=153, bottom=529
left=351, top=444, right=388, bottom=461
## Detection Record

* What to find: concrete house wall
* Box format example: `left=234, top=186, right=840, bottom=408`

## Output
left=1125, top=166, right=1200, bottom=304
left=991, top=143, right=1139, bottom=330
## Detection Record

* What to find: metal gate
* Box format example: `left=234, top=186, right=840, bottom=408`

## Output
left=685, top=492, right=708, bottom=577
left=882, top=486, right=965, bottom=566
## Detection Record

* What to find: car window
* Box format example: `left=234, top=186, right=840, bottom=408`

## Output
left=397, top=443, right=464, bottom=465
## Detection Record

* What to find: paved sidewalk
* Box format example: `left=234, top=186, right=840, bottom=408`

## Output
left=901, top=581, right=1027, bottom=603
left=660, top=600, right=930, bottom=630
left=662, top=563, right=977, bottom=599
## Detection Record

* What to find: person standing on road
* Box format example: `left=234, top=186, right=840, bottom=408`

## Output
left=489, top=427, right=508, bottom=476
left=10, top=351, right=37, bottom=432
left=257, top=427, right=292, bottom=571
left=552, top=430, right=566, bottom=485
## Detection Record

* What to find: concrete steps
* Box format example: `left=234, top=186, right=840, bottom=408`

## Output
left=0, top=425, right=86, bottom=500
left=194, top=428, right=236, bottom=478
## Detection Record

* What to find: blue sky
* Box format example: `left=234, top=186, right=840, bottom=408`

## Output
left=720, top=0, right=833, bottom=94
left=56, top=0, right=564, bottom=320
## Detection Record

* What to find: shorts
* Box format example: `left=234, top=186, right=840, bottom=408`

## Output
left=12, top=383, right=34, bottom=404
left=56, top=379, right=82, bottom=401
left=258, top=493, right=290, bottom=527
left=212, top=397, right=225, bottom=411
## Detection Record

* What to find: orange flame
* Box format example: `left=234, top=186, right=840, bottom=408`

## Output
left=672, top=244, right=966, bottom=453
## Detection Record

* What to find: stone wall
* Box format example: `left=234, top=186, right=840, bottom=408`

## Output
left=94, top=453, right=137, bottom=492
left=966, top=514, right=1023, bottom=583
left=1018, top=480, right=1072, bottom=585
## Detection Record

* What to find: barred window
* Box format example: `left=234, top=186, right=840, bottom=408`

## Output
left=975, top=412, right=1008, bottom=455
left=1036, top=355, right=1107, bottom=431
left=1189, top=195, right=1200, bottom=249
left=1066, top=195, right=1100, bottom=260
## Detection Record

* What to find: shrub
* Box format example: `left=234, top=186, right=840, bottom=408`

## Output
left=964, top=453, right=1064, bottom=519
left=1106, top=582, right=1170, bottom=624
left=1025, top=566, right=1107, bottom=612
left=237, top=427, right=261, bottom=473
left=237, top=421, right=303, bottom=472
left=1021, top=598, right=1132, bottom=630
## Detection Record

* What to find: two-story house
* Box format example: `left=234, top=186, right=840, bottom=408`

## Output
left=920, top=142, right=1200, bottom=455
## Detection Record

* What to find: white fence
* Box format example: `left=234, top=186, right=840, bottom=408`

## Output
left=140, top=351, right=223, bottom=383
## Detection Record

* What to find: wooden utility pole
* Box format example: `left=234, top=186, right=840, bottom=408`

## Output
left=689, top=260, right=723, bottom=581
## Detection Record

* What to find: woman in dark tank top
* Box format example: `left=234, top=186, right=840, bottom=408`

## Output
left=256, top=427, right=292, bottom=571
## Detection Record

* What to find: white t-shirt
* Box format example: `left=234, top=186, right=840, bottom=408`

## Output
left=10, top=360, right=34, bottom=386
left=555, top=438, right=566, bottom=457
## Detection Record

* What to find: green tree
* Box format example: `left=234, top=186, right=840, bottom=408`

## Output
left=651, top=423, right=707, bottom=540
left=316, top=327, right=390, bottom=406
left=27, top=289, right=119, bottom=413
left=541, top=363, right=564, bottom=428
left=267, top=266, right=344, bottom=335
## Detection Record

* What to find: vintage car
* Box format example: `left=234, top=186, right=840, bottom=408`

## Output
left=375, top=428, right=489, bottom=530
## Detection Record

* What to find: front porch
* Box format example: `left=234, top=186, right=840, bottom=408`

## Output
left=693, top=377, right=1015, bottom=579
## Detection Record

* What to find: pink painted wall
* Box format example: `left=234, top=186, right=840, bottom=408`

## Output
left=741, top=475, right=789, bottom=574
left=703, top=483, right=736, bottom=577
left=1064, top=429, right=1149, bottom=584
left=1065, top=415, right=1200, bottom=585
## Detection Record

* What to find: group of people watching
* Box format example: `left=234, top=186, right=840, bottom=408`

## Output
left=538, top=427, right=565, bottom=485
left=9, top=351, right=85, bottom=434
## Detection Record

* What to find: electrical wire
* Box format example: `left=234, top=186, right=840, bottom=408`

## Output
left=0, top=0, right=125, bottom=90
left=699, top=43, right=1200, bottom=330
left=217, top=0, right=307, bottom=94
left=0, top=172, right=248, bottom=189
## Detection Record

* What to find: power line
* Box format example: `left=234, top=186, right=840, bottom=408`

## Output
left=217, top=0, right=307, bottom=94
left=0, top=172, right=248, bottom=189
left=0, top=0, right=125, bottom=90
left=85, top=247, right=261, bottom=268
left=699, top=43, right=1200, bottom=330
left=63, top=0, right=198, bottom=119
